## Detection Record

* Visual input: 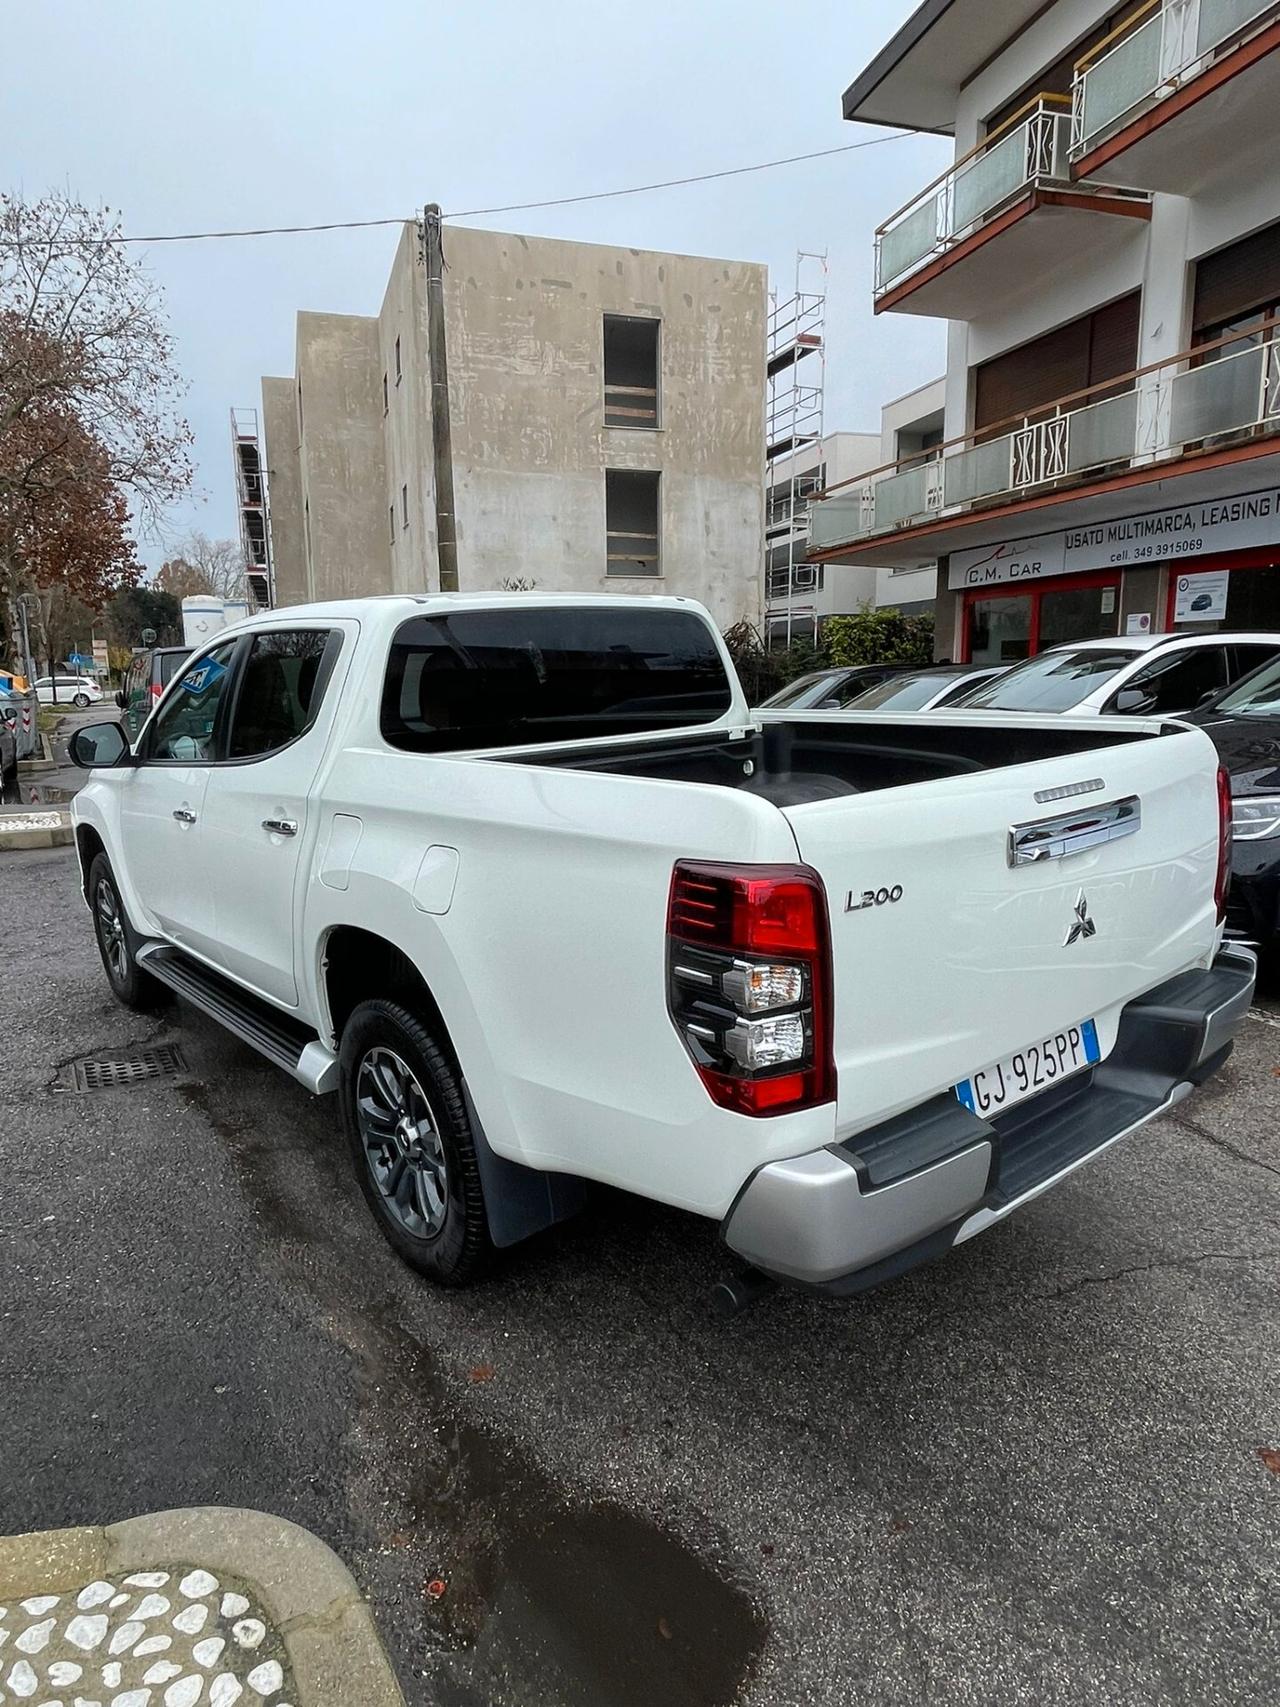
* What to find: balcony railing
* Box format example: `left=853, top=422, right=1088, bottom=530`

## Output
left=1072, top=0, right=1280, bottom=158
left=875, top=96, right=1130, bottom=296
left=808, top=319, right=1280, bottom=553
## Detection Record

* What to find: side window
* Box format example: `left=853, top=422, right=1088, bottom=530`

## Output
left=146, top=642, right=238, bottom=762
left=1115, top=646, right=1229, bottom=714
left=226, top=629, right=336, bottom=761
left=1232, top=643, right=1280, bottom=681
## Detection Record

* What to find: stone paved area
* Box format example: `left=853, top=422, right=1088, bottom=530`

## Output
left=0, top=1567, right=294, bottom=1705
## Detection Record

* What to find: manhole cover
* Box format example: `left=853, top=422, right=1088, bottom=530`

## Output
left=72, top=1044, right=187, bottom=1092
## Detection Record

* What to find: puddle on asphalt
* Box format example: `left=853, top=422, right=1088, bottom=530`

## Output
left=439, top=1504, right=766, bottom=1707
left=178, top=1078, right=768, bottom=1707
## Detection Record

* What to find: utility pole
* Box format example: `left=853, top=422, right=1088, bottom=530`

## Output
left=422, top=205, right=459, bottom=593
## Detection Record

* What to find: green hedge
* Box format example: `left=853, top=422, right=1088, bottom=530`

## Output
left=722, top=608, right=936, bottom=703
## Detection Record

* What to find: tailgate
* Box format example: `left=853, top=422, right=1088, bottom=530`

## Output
left=784, top=721, right=1223, bottom=1139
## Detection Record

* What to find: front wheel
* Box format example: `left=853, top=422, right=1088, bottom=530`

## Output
left=87, top=852, right=166, bottom=1010
left=339, top=999, right=494, bottom=1285
left=73, top=693, right=90, bottom=709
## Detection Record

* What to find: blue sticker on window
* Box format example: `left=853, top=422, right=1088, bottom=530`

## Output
left=180, top=658, right=228, bottom=695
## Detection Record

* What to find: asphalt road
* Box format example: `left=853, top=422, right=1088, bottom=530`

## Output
left=1, top=841, right=1278, bottom=1707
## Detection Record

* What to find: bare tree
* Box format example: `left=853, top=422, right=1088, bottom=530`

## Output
left=157, top=532, right=246, bottom=602
left=0, top=191, right=192, bottom=642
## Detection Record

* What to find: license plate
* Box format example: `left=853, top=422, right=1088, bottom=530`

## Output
left=955, top=1019, right=1100, bottom=1118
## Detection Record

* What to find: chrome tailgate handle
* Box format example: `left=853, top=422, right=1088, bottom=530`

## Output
left=1009, top=795, right=1140, bottom=867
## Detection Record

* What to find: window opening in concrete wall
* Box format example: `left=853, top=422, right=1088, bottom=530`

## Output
left=604, top=316, right=660, bottom=428
left=606, top=469, right=660, bottom=575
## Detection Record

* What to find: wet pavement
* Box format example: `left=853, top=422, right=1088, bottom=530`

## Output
left=1, top=837, right=1279, bottom=1706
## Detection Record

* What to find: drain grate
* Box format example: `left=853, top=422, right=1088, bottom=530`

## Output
left=73, top=1044, right=188, bottom=1092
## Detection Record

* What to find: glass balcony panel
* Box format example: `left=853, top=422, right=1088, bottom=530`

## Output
left=879, top=197, right=942, bottom=288
left=808, top=487, right=874, bottom=549
left=1078, top=14, right=1163, bottom=147
left=943, top=436, right=1012, bottom=506
left=874, top=465, right=932, bottom=528
left=1170, top=345, right=1265, bottom=442
left=1066, top=390, right=1139, bottom=471
left=1198, top=0, right=1273, bottom=53
left=953, top=127, right=1027, bottom=233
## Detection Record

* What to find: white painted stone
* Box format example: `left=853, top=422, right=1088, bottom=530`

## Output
left=110, top=1595, right=129, bottom=1609
left=171, top=1606, right=207, bottom=1637
left=19, top=1598, right=58, bottom=1618
left=229, top=1621, right=264, bottom=1651
left=16, top=1616, right=54, bottom=1653
left=142, top=1663, right=182, bottom=1686
left=245, top=1663, right=281, bottom=1699
left=123, top=1573, right=169, bottom=1589
left=110, top=1691, right=152, bottom=1707
left=34, top=1695, right=67, bottom=1707
left=177, top=1573, right=217, bottom=1601
left=0, top=1623, right=7, bottom=1647
left=65, top=1614, right=109, bottom=1651
left=102, top=1663, right=122, bottom=1689
left=7, top=1656, right=39, bottom=1695
left=48, top=1662, right=83, bottom=1686
left=132, top=1596, right=171, bottom=1622
left=209, top=1679, right=242, bottom=1707
left=164, top=1677, right=204, bottom=1706
left=192, top=1639, right=225, bottom=1669
left=108, top=1620, right=145, bottom=1655
left=77, top=1583, right=116, bottom=1611
left=217, top=1597, right=248, bottom=1621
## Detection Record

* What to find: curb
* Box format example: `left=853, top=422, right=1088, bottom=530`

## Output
left=0, top=809, right=74, bottom=850
left=0, top=1507, right=406, bottom=1707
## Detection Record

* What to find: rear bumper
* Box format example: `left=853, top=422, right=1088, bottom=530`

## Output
left=721, top=947, right=1256, bottom=1294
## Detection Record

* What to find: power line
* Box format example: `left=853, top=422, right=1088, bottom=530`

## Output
left=0, top=131, right=913, bottom=248
left=441, top=133, right=912, bottom=219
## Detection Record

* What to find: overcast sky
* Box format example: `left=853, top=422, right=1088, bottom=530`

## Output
left=5, top=0, right=947, bottom=571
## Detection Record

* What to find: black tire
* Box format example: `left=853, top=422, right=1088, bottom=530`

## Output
left=87, top=852, right=166, bottom=1010
left=73, top=693, right=90, bottom=709
left=339, top=998, right=494, bottom=1285
left=0, top=760, right=18, bottom=805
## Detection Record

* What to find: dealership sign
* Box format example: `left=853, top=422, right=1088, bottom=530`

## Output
left=948, top=487, right=1280, bottom=590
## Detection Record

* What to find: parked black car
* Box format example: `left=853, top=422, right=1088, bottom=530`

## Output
left=117, top=645, right=191, bottom=743
left=1189, top=655, right=1280, bottom=947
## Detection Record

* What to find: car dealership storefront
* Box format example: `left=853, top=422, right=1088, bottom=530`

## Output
left=950, top=485, right=1280, bottom=663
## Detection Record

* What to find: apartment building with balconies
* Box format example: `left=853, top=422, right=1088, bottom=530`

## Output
left=811, top=0, right=1280, bottom=668
left=766, top=381, right=945, bottom=644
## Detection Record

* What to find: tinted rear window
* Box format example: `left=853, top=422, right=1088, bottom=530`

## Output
left=847, top=673, right=957, bottom=711
left=158, top=650, right=191, bottom=686
left=381, top=607, right=734, bottom=752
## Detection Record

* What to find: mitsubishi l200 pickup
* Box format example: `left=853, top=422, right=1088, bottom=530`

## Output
left=69, top=595, right=1254, bottom=1302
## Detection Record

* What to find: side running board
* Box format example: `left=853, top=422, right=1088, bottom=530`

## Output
left=137, top=943, right=339, bottom=1094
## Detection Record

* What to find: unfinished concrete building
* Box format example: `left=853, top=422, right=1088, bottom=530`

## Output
left=260, top=217, right=768, bottom=630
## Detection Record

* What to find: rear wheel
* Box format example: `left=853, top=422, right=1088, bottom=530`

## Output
left=339, top=999, right=493, bottom=1285
left=87, top=853, right=166, bottom=1010
left=73, top=692, right=90, bottom=709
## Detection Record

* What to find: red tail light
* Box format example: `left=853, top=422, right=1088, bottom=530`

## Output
left=667, top=861, right=834, bottom=1117
left=1215, top=765, right=1232, bottom=924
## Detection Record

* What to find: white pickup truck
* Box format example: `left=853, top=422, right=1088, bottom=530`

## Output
left=70, top=594, right=1254, bottom=1306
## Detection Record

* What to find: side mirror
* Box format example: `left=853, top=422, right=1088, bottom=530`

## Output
left=1194, top=689, right=1217, bottom=708
left=68, top=721, right=131, bottom=769
left=1112, top=687, right=1152, bottom=714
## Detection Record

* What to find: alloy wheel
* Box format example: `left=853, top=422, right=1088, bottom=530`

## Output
left=355, top=1046, right=449, bottom=1237
left=95, top=877, right=129, bottom=985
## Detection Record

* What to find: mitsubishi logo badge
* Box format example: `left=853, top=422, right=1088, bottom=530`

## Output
left=1065, top=891, right=1096, bottom=946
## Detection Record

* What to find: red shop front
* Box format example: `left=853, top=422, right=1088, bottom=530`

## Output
left=960, top=549, right=1280, bottom=664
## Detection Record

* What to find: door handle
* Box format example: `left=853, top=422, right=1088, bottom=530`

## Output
left=262, top=817, right=298, bottom=837
left=172, top=807, right=197, bottom=824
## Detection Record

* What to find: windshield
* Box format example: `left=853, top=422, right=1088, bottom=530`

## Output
left=1212, top=654, right=1280, bottom=716
left=159, top=649, right=192, bottom=685
left=846, top=673, right=955, bottom=711
left=958, top=648, right=1138, bottom=712
left=758, top=671, right=839, bottom=709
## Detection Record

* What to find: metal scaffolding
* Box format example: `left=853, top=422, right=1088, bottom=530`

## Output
left=231, top=407, right=273, bottom=609
left=764, top=251, right=827, bottom=650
